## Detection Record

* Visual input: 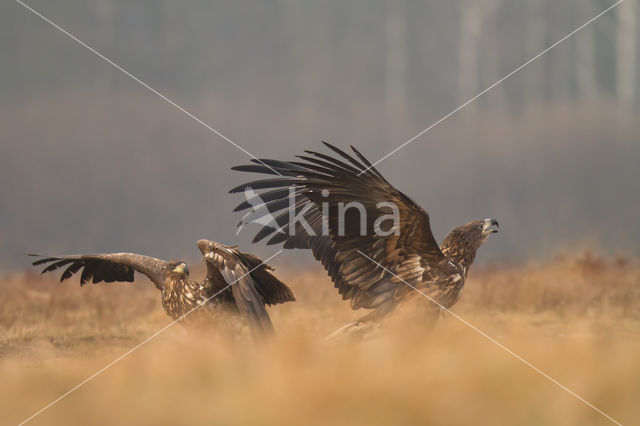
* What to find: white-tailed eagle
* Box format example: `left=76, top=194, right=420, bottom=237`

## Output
left=30, top=240, right=295, bottom=338
left=230, top=143, right=498, bottom=330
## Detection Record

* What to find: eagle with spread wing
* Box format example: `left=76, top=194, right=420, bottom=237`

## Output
left=29, top=239, right=295, bottom=337
left=230, top=142, right=498, bottom=331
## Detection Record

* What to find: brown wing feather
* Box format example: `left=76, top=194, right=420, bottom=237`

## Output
left=202, top=243, right=294, bottom=337
left=29, top=253, right=168, bottom=290
left=231, top=143, right=449, bottom=311
left=221, top=266, right=275, bottom=337
left=233, top=249, right=296, bottom=305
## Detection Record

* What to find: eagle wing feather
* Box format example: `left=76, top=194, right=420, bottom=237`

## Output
left=29, top=253, right=168, bottom=290
left=202, top=243, right=295, bottom=337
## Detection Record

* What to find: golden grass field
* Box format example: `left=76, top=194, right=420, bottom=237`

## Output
left=1, top=251, right=639, bottom=425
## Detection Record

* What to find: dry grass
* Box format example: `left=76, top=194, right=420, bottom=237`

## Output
left=1, top=252, right=639, bottom=425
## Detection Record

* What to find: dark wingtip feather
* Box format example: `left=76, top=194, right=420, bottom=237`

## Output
left=25, top=253, right=55, bottom=266
left=349, top=144, right=384, bottom=178
left=232, top=164, right=277, bottom=174
left=229, top=183, right=249, bottom=193
left=233, top=202, right=248, bottom=212
left=249, top=158, right=307, bottom=173
left=349, top=145, right=362, bottom=157
left=252, top=232, right=269, bottom=244
left=230, top=178, right=299, bottom=194
left=42, top=262, right=63, bottom=273
left=266, top=231, right=290, bottom=245
left=320, top=141, right=365, bottom=170
left=31, top=257, right=58, bottom=266
left=252, top=225, right=282, bottom=244
left=321, top=141, right=345, bottom=156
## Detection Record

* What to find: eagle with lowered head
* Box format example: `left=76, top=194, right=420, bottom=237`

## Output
left=230, top=142, right=498, bottom=331
left=29, top=239, right=295, bottom=338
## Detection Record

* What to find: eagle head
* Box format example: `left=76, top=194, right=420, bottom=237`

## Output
left=166, top=260, right=189, bottom=278
left=453, top=217, right=498, bottom=245
left=440, top=218, right=499, bottom=268
left=463, top=217, right=499, bottom=241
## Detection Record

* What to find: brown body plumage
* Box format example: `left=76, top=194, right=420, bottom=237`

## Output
left=30, top=240, right=295, bottom=337
left=231, top=142, right=498, bottom=331
left=160, top=260, right=213, bottom=321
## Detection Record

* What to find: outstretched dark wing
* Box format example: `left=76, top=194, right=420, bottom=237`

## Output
left=202, top=243, right=295, bottom=337
left=231, top=142, right=454, bottom=312
left=29, top=253, right=168, bottom=290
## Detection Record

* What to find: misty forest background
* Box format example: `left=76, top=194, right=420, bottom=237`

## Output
left=1, top=0, right=639, bottom=270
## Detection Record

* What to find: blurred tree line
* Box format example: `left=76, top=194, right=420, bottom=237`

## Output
left=3, top=0, right=638, bottom=111
left=1, top=0, right=638, bottom=269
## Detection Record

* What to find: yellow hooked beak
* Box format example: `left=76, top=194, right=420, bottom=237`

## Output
left=482, top=218, right=499, bottom=235
left=172, top=263, right=188, bottom=275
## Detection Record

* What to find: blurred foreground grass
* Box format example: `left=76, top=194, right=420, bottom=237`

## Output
left=1, top=251, right=639, bottom=425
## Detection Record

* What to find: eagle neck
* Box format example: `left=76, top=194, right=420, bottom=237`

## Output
left=440, top=232, right=480, bottom=270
